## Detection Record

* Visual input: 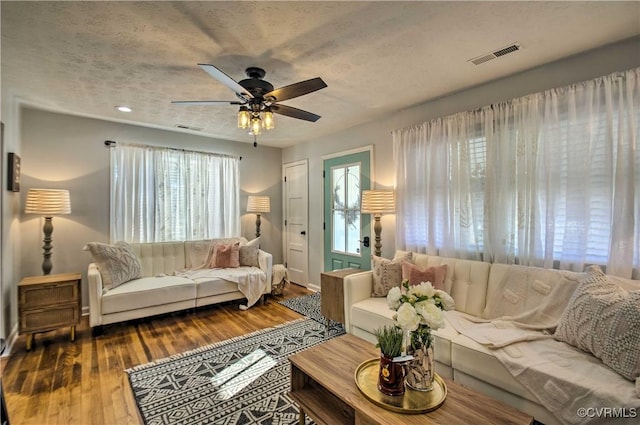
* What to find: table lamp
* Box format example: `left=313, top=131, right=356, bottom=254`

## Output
left=361, top=190, right=395, bottom=257
left=25, top=188, right=71, bottom=275
left=247, top=195, right=270, bottom=238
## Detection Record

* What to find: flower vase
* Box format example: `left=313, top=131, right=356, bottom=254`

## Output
left=405, top=335, right=435, bottom=392
left=377, top=354, right=405, bottom=396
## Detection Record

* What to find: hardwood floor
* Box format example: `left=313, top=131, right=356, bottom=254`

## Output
left=1, top=284, right=313, bottom=425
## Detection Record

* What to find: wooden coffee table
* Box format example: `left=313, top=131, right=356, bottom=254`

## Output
left=289, top=333, right=534, bottom=425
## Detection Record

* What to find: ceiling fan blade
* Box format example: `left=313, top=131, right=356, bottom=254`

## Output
left=171, top=100, right=244, bottom=105
left=264, top=77, right=327, bottom=102
left=198, top=64, right=254, bottom=99
left=271, top=104, right=321, bottom=122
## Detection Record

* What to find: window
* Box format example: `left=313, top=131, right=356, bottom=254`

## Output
left=110, top=143, right=240, bottom=243
left=394, top=69, right=640, bottom=278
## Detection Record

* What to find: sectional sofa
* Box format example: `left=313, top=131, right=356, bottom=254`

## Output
left=87, top=238, right=272, bottom=328
left=343, top=251, right=639, bottom=425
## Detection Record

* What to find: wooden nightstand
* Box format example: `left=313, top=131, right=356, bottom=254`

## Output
left=18, top=272, right=82, bottom=350
left=320, top=268, right=362, bottom=333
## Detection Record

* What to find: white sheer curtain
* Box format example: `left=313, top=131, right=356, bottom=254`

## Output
left=393, top=68, right=639, bottom=278
left=110, top=143, right=240, bottom=243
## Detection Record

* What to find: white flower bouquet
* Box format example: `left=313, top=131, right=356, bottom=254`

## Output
left=387, top=279, right=455, bottom=349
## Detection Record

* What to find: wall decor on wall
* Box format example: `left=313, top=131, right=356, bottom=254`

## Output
left=7, top=151, right=21, bottom=192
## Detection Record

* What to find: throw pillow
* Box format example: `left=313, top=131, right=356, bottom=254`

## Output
left=555, top=265, right=640, bottom=381
left=371, top=252, right=412, bottom=297
left=239, top=245, right=260, bottom=267
left=209, top=242, right=240, bottom=268
left=83, top=241, right=142, bottom=290
left=401, top=262, right=448, bottom=290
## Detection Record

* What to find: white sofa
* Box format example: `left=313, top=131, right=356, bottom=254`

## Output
left=88, top=238, right=272, bottom=328
left=343, top=252, right=639, bottom=425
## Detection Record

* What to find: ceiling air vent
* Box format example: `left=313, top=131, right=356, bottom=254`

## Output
left=175, top=124, right=203, bottom=131
left=469, top=43, right=521, bottom=66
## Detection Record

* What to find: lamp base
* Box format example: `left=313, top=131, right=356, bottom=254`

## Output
left=255, top=213, right=262, bottom=238
left=42, top=216, right=53, bottom=275
left=373, top=215, right=382, bottom=257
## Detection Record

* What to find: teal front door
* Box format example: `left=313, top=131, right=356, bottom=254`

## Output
left=323, top=151, right=371, bottom=271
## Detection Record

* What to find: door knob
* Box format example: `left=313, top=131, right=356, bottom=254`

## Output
left=358, top=236, right=370, bottom=247
left=300, top=231, right=306, bottom=235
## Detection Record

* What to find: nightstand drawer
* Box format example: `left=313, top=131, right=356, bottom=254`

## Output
left=19, top=303, right=80, bottom=333
left=19, top=281, right=78, bottom=308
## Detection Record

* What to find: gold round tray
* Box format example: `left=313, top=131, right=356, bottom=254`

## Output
left=354, top=358, right=447, bottom=414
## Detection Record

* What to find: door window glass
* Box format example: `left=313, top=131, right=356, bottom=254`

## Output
left=331, top=163, right=361, bottom=255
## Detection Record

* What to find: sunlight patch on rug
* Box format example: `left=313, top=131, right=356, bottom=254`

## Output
left=126, top=318, right=344, bottom=425
left=211, top=348, right=277, bottom=399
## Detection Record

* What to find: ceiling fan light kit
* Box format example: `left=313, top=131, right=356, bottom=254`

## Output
left=263, top=108, right=275, bottom=130
left=173, top=64, right=326, bottom=138
left=237, top=106, right=251, bottom=129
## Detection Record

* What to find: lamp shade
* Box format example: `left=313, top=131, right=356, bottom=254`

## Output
left=361, top=190, right=395, bottom=214
left=246, top=195, right=270, bottom=213
left=25, top=189, right=71, bottom=215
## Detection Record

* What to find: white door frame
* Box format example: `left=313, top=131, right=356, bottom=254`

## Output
left=321, top=145, right=374, bottom=273
left=282, top=159, right=309, bottom=287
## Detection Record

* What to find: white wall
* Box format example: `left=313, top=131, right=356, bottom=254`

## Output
left=1, top=89, right=23, bottom=342
left=18, top=108, right=283, bottom=315
left=282, top=36, right=640, bottom=288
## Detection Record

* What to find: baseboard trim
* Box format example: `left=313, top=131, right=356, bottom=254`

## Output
left=2, top=308, right=90, bottom=357
left=1, top=324, right=18, bottom=357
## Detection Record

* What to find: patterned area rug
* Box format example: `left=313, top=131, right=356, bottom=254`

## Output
left=278, top=292, right=344, bottom=333
left=126, top=318, right=344, bottom=425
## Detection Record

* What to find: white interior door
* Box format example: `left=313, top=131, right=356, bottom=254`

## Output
left=283, top=160, right=309, bottom=286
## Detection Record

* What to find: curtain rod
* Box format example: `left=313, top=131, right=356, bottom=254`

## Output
left=104, top=140, right=242, bottom=160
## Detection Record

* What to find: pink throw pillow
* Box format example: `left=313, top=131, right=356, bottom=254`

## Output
left=209, top=242, right=240, bottom=268
left=401, top=262, right=448, bottom=290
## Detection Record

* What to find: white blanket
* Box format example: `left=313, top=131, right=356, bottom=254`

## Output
left=175, top=267, right=267, bottom=310
left=445, top=264, right=640, bottom=424
left=493, top=338, right=640, bottom=425
left=447, top=311, right=639, bottom=424
left=176, top=240, right=267, bottom=310
left=482, top=265, right=584, bottom=329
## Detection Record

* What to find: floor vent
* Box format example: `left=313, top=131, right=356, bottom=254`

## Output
left=469, top=43, right=521, bottom=65
left=175, top=124, right=203, bottom=131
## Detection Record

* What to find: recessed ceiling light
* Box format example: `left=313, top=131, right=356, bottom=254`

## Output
left=115, top=105, right=133, bottom=112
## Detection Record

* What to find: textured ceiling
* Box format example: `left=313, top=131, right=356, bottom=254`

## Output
left=2, top=1, right=639, bottom=148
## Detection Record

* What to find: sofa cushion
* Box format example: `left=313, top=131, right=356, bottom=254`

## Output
left=101, top=275, right=196, bottom=314
left=452, top=333, right=539, bottom=403
left=239, top=245, right=259, bottom=267
left=371, top=252, right=411, bottom=297
left=131, top=241, right=186, bottom=276
left=209, top=242, right=240, bottom=268
left=432, top=318, right=458, bottom=367
left=422, top=256, right=490, bottom=317
left=351, top=297, right=395, bottom=332
left=195, top=275, right=243, bottom=298
left=84, top=241, right=142, bottom=290
left=401, top=262, right=447, bottom=289
left=555, top=266, right=640, bottom=381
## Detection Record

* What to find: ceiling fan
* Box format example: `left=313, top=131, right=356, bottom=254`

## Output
left=172, top=64, right=327, bottom=137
